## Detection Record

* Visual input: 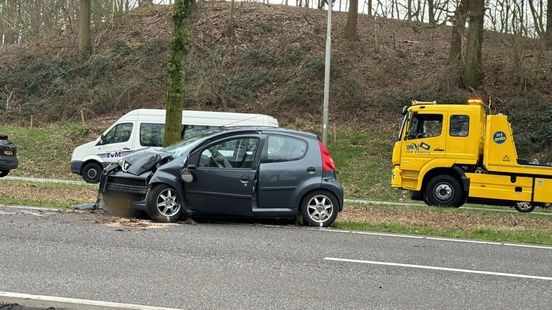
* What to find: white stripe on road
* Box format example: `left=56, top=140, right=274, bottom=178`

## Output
left=0, top=291, right=182, bottom=310
left=314, top=228, right=552, bottom=250
left=324, top=257, right=552, bottom=281
left=2, top=176, right=89, bottom=185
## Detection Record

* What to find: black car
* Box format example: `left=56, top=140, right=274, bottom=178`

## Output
left=0, top=134, right=18, bottom=177
left=100, top=127, right=344, bottom=227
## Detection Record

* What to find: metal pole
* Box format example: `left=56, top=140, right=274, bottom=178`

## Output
left=322, top=0, right=333, bottom=145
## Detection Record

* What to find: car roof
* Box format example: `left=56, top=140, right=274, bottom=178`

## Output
left=207, top=127, right=318, bottom=140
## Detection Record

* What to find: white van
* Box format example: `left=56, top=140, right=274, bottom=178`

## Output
left=70, top=109, right=278, bottom=183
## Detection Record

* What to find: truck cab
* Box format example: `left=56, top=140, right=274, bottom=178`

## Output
left=391, top=99, right=552, bottom=212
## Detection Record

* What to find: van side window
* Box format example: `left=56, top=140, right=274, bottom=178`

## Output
left=265, top=135, right=308, bottom=162
left=406, top=114, right=443, bottom=140
left=450, top=115, right=469, bottom=137
left=103, top=123, right=133, bottom=144
left=140, top=123, right=165, bottom=147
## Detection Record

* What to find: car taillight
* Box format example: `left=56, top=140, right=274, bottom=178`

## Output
left=319, top=140, right=336, bottom=172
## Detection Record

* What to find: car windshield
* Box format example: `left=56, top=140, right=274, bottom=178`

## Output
left=162, top=128, right=224, bottom=158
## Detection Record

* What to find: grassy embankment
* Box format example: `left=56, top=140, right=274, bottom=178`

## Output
left=2, top=124, right=552, bottom=245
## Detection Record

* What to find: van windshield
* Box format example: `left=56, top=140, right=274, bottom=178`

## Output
left=163, top=128, right=224, bottom=158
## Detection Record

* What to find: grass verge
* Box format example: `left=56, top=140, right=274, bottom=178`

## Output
left=336, top=204, right=552, bottom=245
left=0, top=180, right=97, bottom=209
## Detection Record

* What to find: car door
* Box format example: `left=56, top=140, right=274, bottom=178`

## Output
left=257, top=134, right=314, bottom=211
left=96, top=122, right=135, bottom=163
left=184, top=136, right=261, bottom=216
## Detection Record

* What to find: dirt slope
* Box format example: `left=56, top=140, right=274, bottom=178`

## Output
left=0, top=2, right=551, bottom=157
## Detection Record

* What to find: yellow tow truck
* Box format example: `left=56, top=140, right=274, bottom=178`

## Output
left=391, top=99, right=552, bottom=212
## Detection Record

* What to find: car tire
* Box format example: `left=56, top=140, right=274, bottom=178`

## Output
left=82, top=162, right=102, bottom=184
left=513, top=201, right=536, bottom=213
left=0, top=170, right=9, bottom=178
left=300, top=190, right=339, bottom=227
left=425, top=175, right=464, bottom=207
left=146, top=184, right=183, bottom=223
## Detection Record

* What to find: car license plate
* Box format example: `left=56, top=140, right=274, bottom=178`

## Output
left=3, top=150, right=13, bottom=156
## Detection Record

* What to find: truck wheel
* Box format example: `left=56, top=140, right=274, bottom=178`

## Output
left=82, top=162, right=102, bottom=183
left=513, top=202, right=535, bottom=213
left=425, top=175, right=464, bottom=207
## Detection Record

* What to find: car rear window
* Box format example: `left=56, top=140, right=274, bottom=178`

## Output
left=266, top=135, right=308, bottom=162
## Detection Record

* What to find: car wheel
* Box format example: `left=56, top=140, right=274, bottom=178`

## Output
left=82, top=162, right=102, bottom=183
left=146, top=184, right=182, bottom=223
left=0, top=170, right=9, bottom=178
left=300, top=190, right=338, bottom=227
left=425, top=175, right=464, bottom=207
left=514, top=201, right=535, bottom=213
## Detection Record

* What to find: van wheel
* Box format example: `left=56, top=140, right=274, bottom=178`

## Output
left=425, top=175, right=464, bottom=207
left=82, top=162, right=102, bottom=183
left=146, top=184, right=182, bottom=223
left=299, top=190, right=338, bottom=227
left=513, top=202, right=535, bottom=213
left=0, top=170, right=9, bottom=177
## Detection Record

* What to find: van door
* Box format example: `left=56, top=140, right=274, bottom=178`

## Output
left=96, top=122, right=135, bottom=164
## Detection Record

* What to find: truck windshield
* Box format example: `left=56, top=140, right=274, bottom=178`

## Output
left=397, top=114, right=408, bottom=141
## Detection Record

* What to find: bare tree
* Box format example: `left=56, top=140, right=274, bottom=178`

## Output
left=79, top=0, right=91, bottom=59
left=463, top=0, right=485, bottom=89
left=344, top=0, right=359, bottom=40
left=448, top=0, right=467, bottom=65
left=4, top=0, right=16, bottom=44
left=547, top=0, right=552, bottom=49
left=527, top=0, right=544, bottom=37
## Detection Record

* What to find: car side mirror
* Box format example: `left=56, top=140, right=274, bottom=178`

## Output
left=99, top=134, right=107, bottom=145
left=181, top=164, right=195, bottom=183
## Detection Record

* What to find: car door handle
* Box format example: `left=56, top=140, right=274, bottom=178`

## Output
left=434, top=148, right=444, bottom=152
left=306, top=167, right=316, bottom=174
left=240, top=176, right=250, bottom=184
left=122, top=147, right=131, bottom=151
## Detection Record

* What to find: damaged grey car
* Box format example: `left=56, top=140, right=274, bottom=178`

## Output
left=99, top=127, right=344, bottom=227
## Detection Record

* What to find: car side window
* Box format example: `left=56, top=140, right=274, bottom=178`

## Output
left=198, top=137, right=260, bottom=169
left=450, top=115, right=469, bottom=137
left=406, top=114, right=443, bottom=140
left=140, top=123, right=165, bottom=147
left=103, top=123, right=133, bottom=144
left=265, top=135, right=308, bottom=162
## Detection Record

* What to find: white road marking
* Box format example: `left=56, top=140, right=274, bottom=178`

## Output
left=345, top=198, right=552, bottom=216
left=314, top=228, right=552, bottom=250
left=2, top=176, right=89, bottom=185
left=324, top=257, right=552, bottom=281
left=0, top=291, right=182, bottom=310
left=0, top=205, right=60, bottom=212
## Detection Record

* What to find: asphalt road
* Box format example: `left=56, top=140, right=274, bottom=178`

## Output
left=1, top=206, right=552, bottom=309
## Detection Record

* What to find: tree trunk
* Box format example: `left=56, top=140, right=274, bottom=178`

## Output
left=367, top=0, right=372, bottom=16
left=427, top=0, right=435, bottom=24
left=4, top=0, right=17, bottom=44
left=164, top=0, right=190, bottom=146
left=546, top=0, right=552, bottom=49
left=79, top=0, right=91, bottom=60
left=448, top=0, right=467, bottom=65
left=463, top=0, right=485, bottom=90
left=344, top=0, right=359, bottom=41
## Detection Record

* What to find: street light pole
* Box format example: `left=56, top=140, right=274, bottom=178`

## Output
left=322, top=0, right=333, bottom=145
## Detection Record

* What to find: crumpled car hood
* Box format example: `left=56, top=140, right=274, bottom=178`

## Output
left=121, top=149, right=172, bottom=175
